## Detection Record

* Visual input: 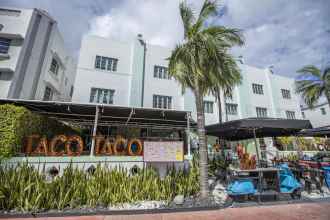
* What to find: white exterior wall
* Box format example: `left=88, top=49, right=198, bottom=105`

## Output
left=143, top=44, right=183, bottom=110
left=73, top=36, right=302, bottom=125
left=238, top=65, right=276, bottom=118
left=0, top=8, right=32, bottom=72
left=0, top=7, right=76, bottom=101
left=269, top=74, right=301, bottom=119
left=72, top=35, right=132, bottom=106
left=34, top=25, right=76, bottom=101
left=302, top=103, right=330, bottom=127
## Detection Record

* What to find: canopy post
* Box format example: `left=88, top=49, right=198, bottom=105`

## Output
left=90, top=105, right=100, bottom=157
left=253, top=128, right=261, bottom=167
left=186, top=112, right=191, bottom=159
left=125, top=108, right=134, bottom=125
left=293, top=135, right=302, bottom=159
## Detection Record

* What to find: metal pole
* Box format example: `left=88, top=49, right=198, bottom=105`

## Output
left=253, top=128, right=261, bottom=167
left=186, top=112, right=191, bottom=159
left=90, top=105, right=100, bottom=157
left=294, top=135, right=302, bottom=159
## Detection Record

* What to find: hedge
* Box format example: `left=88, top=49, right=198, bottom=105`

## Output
left=0, top=104, right=76, bottom=159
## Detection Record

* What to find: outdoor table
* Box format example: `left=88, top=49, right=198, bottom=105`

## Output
left=228, top=167, right=280, bottom=202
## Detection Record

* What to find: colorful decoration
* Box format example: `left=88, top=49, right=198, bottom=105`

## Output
left=100, top=137, right=114, bottom=155
left=25, top=135, right=40, bottom=155
left=113, top=136, right=127, bottom=155
left=127, top=138, right=143, bottom=156
left=240, top=153, right=256, bottom=170
left=23, top=135, right=144, bottom=156
left=33, top=136, right=48, bottom=155
left=94, top=135, right=105, bottom=155
left=65, top=135, right=84, bottom=156
left=49, top=135, right=67, bottom=156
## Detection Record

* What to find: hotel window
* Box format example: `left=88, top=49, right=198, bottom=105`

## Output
left=321, top=108, right=326, bottom=115
left=252, top=83, right=263, bottom=95
left=49, top=58, right=59, bottom=75
left=256, top=107, right=267, bottom=118
left=43, top=86, right=53, bottom=101
left=204, top=101, right=214, bottom=114
left=89, top=88, right=115, bottom=104
left=153, top=95, right=172, bottom=109
left=281, top=89, right=291, bottom=99
left=95, top=55, right=118, bottom=71
left=0, top=38, right=11, bottom=54
left=226, top=103, right=238, bottom=115
left=154, top=65, right=170, bottom=79
left=286, top=111, right=296, bottom=119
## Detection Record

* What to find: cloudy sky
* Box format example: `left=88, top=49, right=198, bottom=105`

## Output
left=2, top=0, right=330, bottom=78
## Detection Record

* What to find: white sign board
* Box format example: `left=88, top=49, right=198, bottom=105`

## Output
left=143, top=141, right=184, bottom=162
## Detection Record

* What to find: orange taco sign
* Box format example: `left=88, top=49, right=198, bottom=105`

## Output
left=24, top=135, right=143, bottom=156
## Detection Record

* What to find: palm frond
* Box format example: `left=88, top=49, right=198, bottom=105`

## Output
left=179, top=1, right=195, bottom=39
left=295, top=65, right=327, bottom=108
left=199, top=0, right=217, bottom=22
left=202, top=26, right=244, bottom=47
left=297, top=65, right=321, bottom=77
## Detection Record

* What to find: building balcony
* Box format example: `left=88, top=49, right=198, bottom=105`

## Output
left=0, top=32, right=24, bottom=40
left=0, top=53, right=10, bottom=60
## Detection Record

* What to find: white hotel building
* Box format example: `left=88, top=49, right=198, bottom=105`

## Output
left=301, top=102, right=330, bottom=128
left=73, top=35, right=302, bottom=125
left=0, top=7, right=76, bottom=102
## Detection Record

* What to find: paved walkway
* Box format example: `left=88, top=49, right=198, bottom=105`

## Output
left=4, top=202, right=330, bottom=220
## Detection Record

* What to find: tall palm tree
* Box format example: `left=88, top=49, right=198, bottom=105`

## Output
left=295, top=65, right=330, bottom=108
left=168, top=0, right=244, bottom=197
left=212, top=86, right=233, bottom=123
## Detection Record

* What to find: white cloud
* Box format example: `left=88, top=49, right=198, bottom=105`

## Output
left=2, top=0, right=329, bottom=77
left=88, top=0, right=191, bottom=47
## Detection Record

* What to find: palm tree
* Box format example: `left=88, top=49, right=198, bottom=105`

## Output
left=212, top=86, right=233, bottom=123
left=168, top=0, right=244, bottom=197
left=295, top=65, right=330, bottom=108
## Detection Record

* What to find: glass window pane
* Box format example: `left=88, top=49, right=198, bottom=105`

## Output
left=103, top=90, right=108, bottom=103
left=0, top=38, right=10, bottom=54
left=95, top=56, right=101, bottom=68
left=168, top=97, right=172, bottom=109
left=107, top=58, right=112, bottom=71
left=112, top=59, right=117, bottom=71
left=101, top=57, right=106, bottom=70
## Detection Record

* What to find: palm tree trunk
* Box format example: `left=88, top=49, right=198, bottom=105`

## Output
left=194, top=87, right=209, bottom=198
left=215, top=87, right=223, bottom=123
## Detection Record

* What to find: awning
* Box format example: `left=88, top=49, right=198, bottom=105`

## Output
left=298, top=126, right=330, bottom=137
left=206, top=118, right=313, bottom=141
left=0, top=99, right=195, bottom=129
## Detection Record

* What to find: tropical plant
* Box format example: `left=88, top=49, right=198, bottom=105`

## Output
left=0, top=159, right=199, bottom=212
left=295, top=65, right=330, bottom=108
left=168, top=0, right=244, bottom=197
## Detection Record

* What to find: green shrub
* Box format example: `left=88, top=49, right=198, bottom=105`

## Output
left=0, top=160, right=199, bottom=212
left=0, top=104, right=76, bottom=159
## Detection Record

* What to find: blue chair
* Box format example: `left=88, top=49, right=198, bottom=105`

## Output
left=227, top=179, right=256, bottom=195
left=278, top=163, right=301, bottom=194
left=322, top=166, right=330, bottom=189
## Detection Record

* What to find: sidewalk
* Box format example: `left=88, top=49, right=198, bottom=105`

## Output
left=4, top=202, right=330, bottom=220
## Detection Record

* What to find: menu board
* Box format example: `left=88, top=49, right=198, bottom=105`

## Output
left=143, top=141, right=184, bottom=162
